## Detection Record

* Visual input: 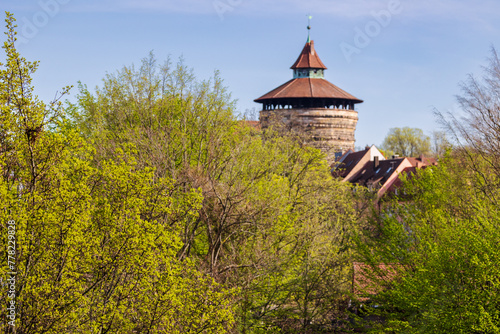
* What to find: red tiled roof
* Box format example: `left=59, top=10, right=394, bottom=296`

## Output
left=350, top=158, right=406, bottom=186
left=332, top=148, right=370, bottom=178
left=387, top=163, right=436, bottom=195
left=407, top=156, right=438, bottom=167
left=242, top=120, right=261, bottom=129
left=353, top=262, right=400, bottom=300
left=336, top=149, right=354, bottom=163
left=254, top=78, right=363, bottom=103
left=291, top=41, right=327, bottom=69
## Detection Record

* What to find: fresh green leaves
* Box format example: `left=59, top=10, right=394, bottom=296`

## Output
left=0, top=13, right=234, bottom=333
left=381, top=127, right=431, bottom=158
left=357, top=158, right=500, bottom=333
left=73, top=49, right=361, bottom=332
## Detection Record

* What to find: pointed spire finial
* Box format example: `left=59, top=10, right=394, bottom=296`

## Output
left=307, top=15, right=312, bottom=43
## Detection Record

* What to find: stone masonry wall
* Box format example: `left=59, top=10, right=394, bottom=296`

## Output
left=260, top=108, right=358, bottom=163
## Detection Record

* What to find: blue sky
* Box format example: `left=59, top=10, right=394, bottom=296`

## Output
left=2, top=0, right=500, bottom=147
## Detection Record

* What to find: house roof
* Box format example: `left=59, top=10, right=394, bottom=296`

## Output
left=407, top=156, right=438, bottom=167
left=241, top=120, right=261, bottom=129
left=353, top=262, right=400, bottom=301
left=334, top=147, right=439, bottom=199
left=350, top=158, right=406, bottom=187
left=386, top=159, right=437, bottom=194
left=332, top=147, right=370, bottom=178
left=254, top=78, right=363, bottom=103
left=334, top=149, right=354, bottom=164
left=290, top=40, right=327, bottom=70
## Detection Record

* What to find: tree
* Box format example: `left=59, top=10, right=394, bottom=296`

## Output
left=437, top=47, right=500, bottom=203
left=356, top=158, right=500, bottom=333
left=430, top=130, right=451, bottom=157
left=381, top=127, right=431, bottom=157
left=353, top=47, right=500, bottom=334
left=0, top=13, right=234, bottom=333
left=73, top=51, right=364, bottom=333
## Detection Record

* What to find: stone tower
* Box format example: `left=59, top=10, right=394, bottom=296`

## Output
left=254, top=33, right=363, bottom=162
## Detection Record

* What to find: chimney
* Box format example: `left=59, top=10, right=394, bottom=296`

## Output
left=392, top=154, right=399, bottom=159
left=374, top=156, right=380, bottom=169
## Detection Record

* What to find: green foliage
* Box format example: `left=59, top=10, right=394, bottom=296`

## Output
left=0, top=13, right=234, bottom=333
left=225, top=133, right=358, bottom=333
left=356, top=48, right=500, bottom=334
left=356, top=157, right=500, bottom=333
left=381, top=127, right=431, bottom=157
left=430, top=131, right=451, bottom=157
left=437, top=47, right=500, bottom=202
left=0, top=12, right=362, bottom=333
left=73, top=50, right=362, bottom=332
left=71, top=51, right=236, bottom=181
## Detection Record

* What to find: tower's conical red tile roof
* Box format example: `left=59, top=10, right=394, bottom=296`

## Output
left=254, top=78, right=362, bottom=103
left=290, top=40, right=327, bottom=70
